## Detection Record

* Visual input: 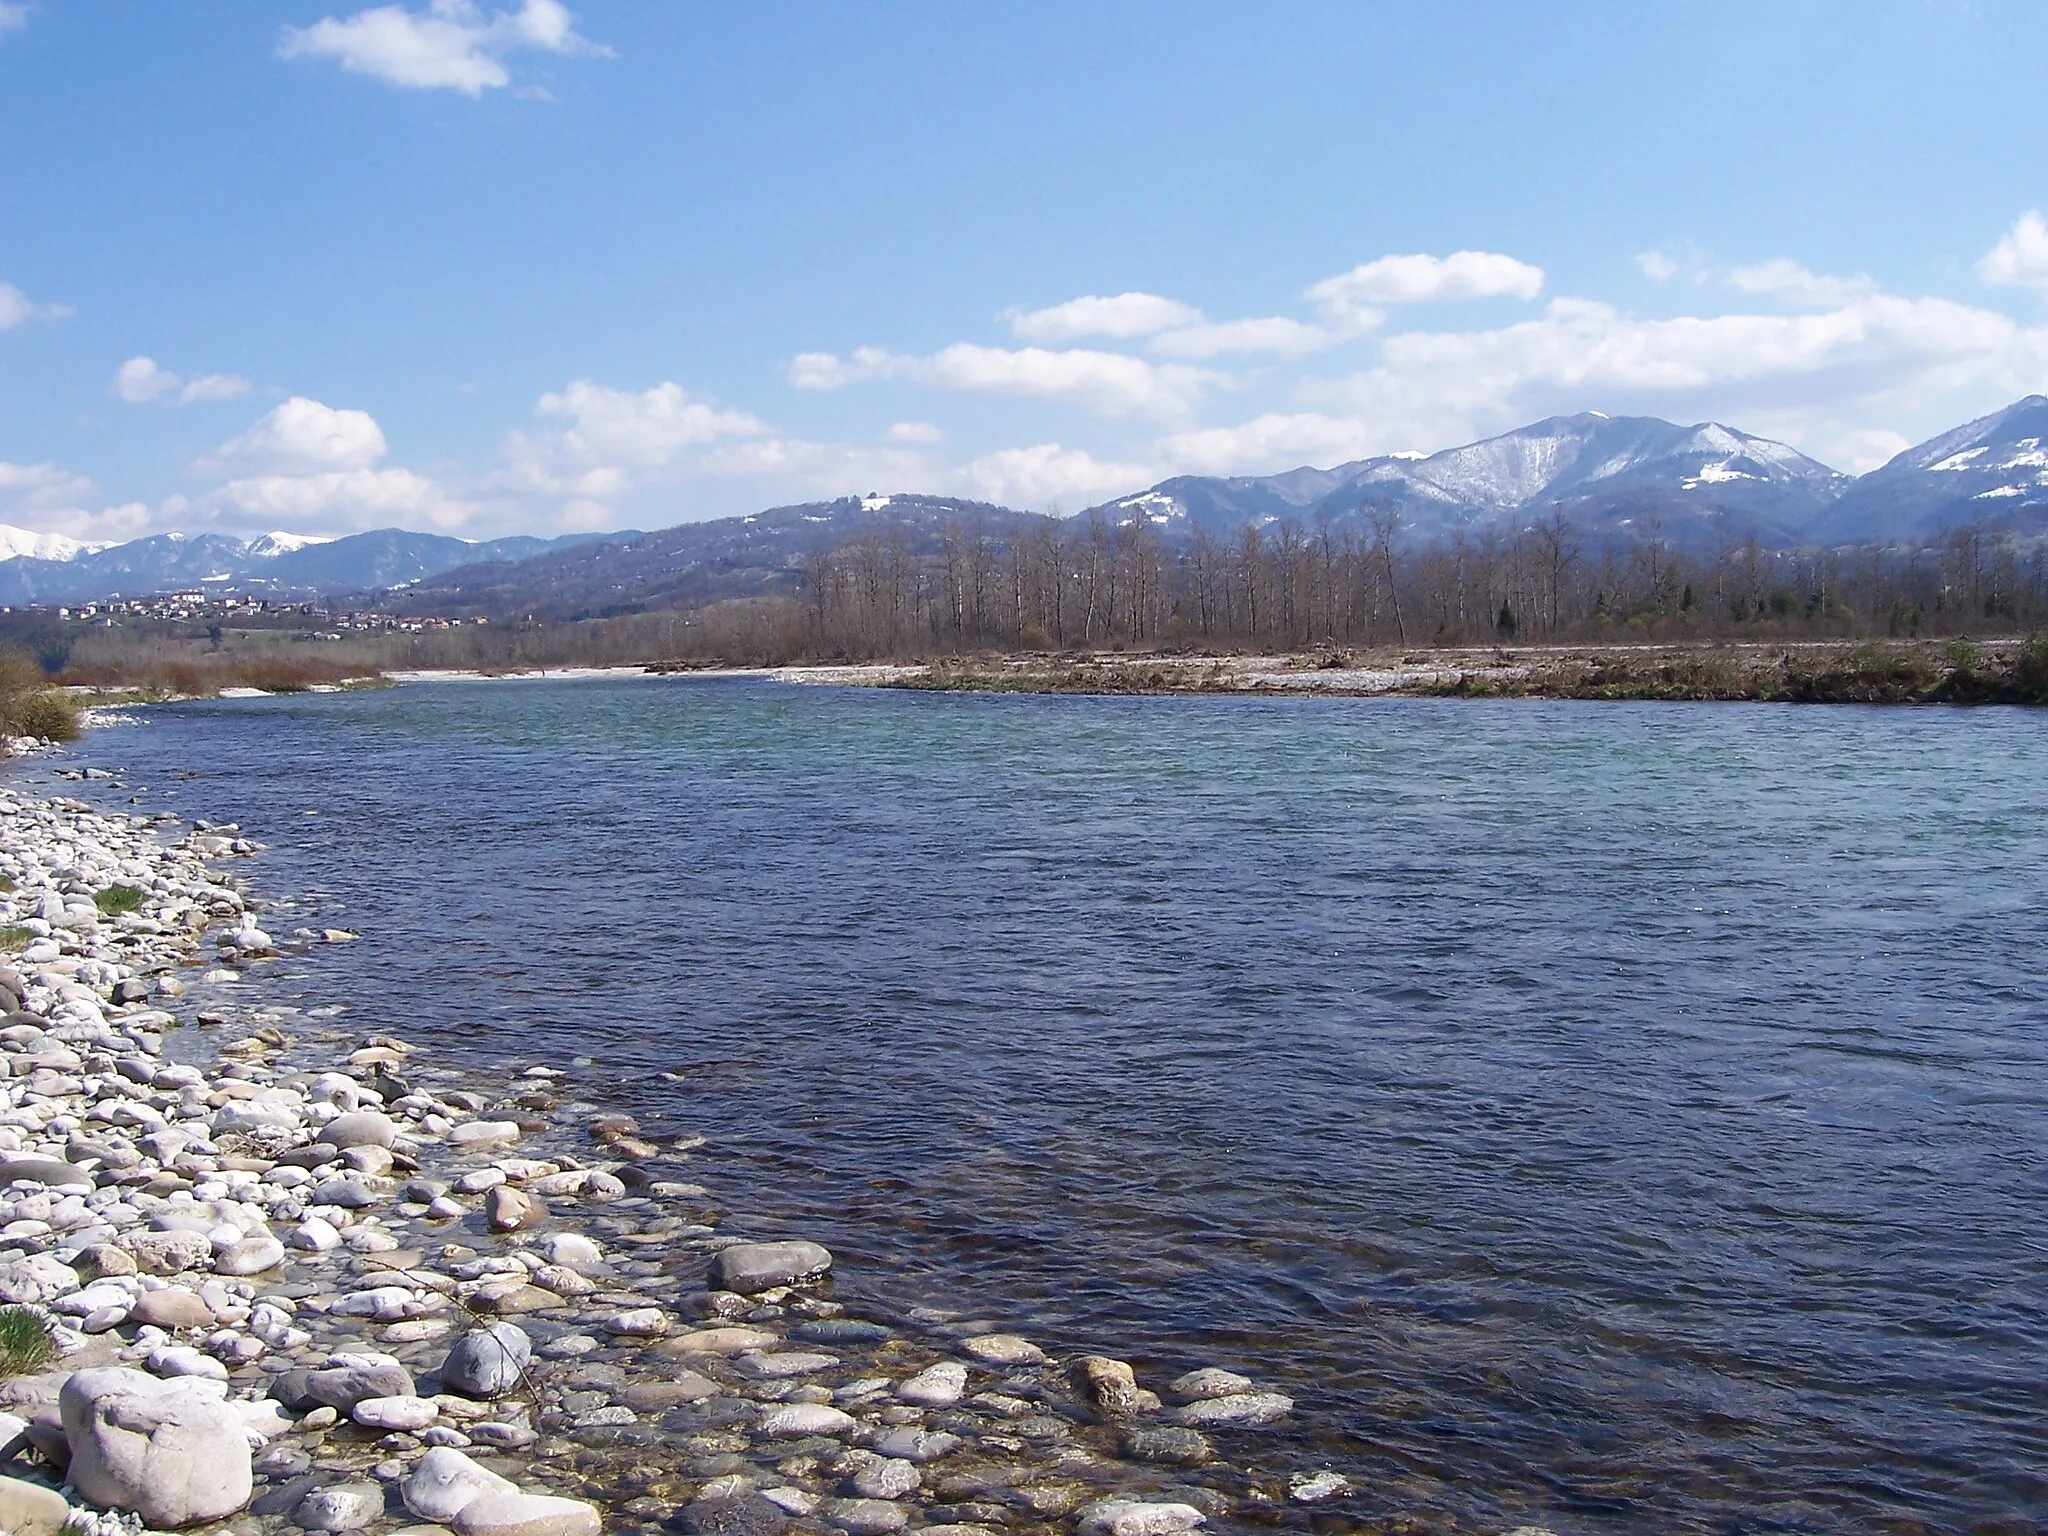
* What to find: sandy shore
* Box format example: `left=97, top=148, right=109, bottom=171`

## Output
left=0, top=747, right=1404, bottom=1536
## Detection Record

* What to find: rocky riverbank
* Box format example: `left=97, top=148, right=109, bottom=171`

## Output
left=0, top=768, right=1505, bottom=1536
left=823, top=636, right=2048, bottom=706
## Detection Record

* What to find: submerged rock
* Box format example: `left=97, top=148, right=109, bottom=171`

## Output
left=707, top=1239, right=833, bottom=1294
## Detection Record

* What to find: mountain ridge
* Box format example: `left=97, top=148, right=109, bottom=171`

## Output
left=7, top=399, right=2048, bottom=612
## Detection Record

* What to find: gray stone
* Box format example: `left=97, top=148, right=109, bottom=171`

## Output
left=60, top=1366, right=253, bottom=1528
left=706, top=1240, right=832, bottom=1294
left=895, top=1361, right=967, bottom=1407
left=1075, top=1502, right=1206, bottom=1536
left=401, top=1446, right=517, bottom=1523
left=0, top=1157, right=91, bottom=1190
left=130, top=1288, right=213, bottom=1330
left=848, top=1457, right=919, bottom=1500
left=303, top=1352, right=416, bottom=1412
left=957, top=1333, right=1044, bottom=1366
left=295, top=1482, right=387, bottom=1532
left=0, top=1255, right=76, bottom=1303
left=1118, top=1426, right=1212, bottom=1468
left=0, top=1472, right=71, bottom=1536
left=821, top=1497, right=908, bottom=1535
left=1168, top=1391, right=1292, bottom=1427
left=318, top=1111, right=396, bottom=1150
left=867, top=1426, right=961, bottom=1464
left=758, top=1402, right=856, bottom=1438
left=1166, top=1368, right=1253, bottom=1402
left=440, top=1323, right=532, bottom=1399
left=453, top=1491, right=602, bottom=1536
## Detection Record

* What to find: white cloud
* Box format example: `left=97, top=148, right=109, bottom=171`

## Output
left=1727, top=258, right=1875, bottom=308
left=203, top=467, right=469, bottom=532
left=1636, top=250, right=1681, bottom=283
left=181, top=373, right=251, bottom=403
left=279, top=0, right=608, bottom=97
left=0, top=6, right=28, bottom=41
left=885, top=421, right=944, bottom=445
left=1153, top=412, right=1385, bottom=477
left=1006, top=292, right=1203, bottom=344
left=0, top=461, right=96, bottom=510
left=110, top=357, right=251, bottom=406
left=501, top=379, right=767, bottom=508
left=112, top=356, right=178, bottom=403
left=533, top=379, right=765, bottom=465
left=0, top=280, right=68, bottom=329
left=694, top=431, right=1146, bottom=513
left=955, top=443, right=1152, bottom=508
left=1307, top=250, right=1545, bottom=328
left=1981, top=211, right=2048, bottom=297
left=203, top=397, right=388, bottom=475
left=1301, top=288, right=2048, bottom=474
left=1150, top=316, right=1331, bottom=359
left=789, top=343, right=1217, bottom=419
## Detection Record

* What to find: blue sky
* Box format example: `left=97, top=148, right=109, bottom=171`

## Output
left=1, top=0, right=2045, bottom=546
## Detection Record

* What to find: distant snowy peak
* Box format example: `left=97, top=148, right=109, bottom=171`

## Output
left=243, top=530, right=336, bottom=559
left=1811, top=395, right=2048, bottom=543
left=0, top=525, right=100, bottom=563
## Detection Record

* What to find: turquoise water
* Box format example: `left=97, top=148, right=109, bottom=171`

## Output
left=67, top=680, right=2048, bottom=1534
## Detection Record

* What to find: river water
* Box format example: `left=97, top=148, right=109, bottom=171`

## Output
left=53, top=678, right=2048, bottom=1535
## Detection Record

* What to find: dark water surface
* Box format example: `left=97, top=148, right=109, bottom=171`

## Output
left=58, top=680, right=2048, bottom=1534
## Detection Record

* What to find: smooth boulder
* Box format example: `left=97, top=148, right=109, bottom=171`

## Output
left=706, top=1240, right=833, bottom=1295
left=60, top=1367, right=252, bottom=1528
left=440, top=1323, right=533, bottom=1399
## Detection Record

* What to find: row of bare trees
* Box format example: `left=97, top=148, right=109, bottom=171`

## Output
left=793, top=508, right=2048, bottom=658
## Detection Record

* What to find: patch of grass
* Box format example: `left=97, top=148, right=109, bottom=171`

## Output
left=93, top=884, right=146, bottom=917
left=0, top=926, right=32, bottom=948
left=0, top=874, right=13, bottom=894
left=0, top=1306, right=56, bottom=1379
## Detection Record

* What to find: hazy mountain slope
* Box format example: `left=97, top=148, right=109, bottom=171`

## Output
left=1811, top=396, right=2048, bottom=543
left=398, top=495, right=1038, bottom=619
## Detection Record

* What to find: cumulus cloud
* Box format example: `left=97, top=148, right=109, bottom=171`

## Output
left=502, top=379, right=767, bottom=506
left=789, top=343, right=1217, bottom=419
left=1299, top=289, right=2048, bottom=474
left=0, top=462, right=163, bottom=547
left=885, top=421, right=944, bottom=445
left=1150, top=316, right=1331, bottom=359
left=1307, top=249, right=1545, bottom=328
left=1152, top=412, right=1386, bottom=477
left=1981, top=211, right=2048, bottom=297
left=279, top=0, right=608, bottom=97
left=111, top=357, right=250, bottom=405
left=955, top=443, right=1152, bottom=508
left=202, top=467, right=470, bottom=532
left=1727, top=259, right=1876, bottom=308
left=0, top=281, right=68, bottom=329
left=1006, top=292, right=1203, bottom=344
left=202, top=397, right=388, bottom=476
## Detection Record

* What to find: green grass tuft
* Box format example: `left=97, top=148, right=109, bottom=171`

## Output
left=0, top=1307, right=56, bottom=1378
left=0, top=926, right=34, bottom=948
left=93, top=884, right=146, bottom=917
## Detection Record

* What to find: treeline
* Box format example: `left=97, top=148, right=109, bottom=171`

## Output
left=795, top=510, right=2048, bottom=657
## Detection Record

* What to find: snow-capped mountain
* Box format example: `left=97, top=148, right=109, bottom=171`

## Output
left=0, top=525, right=103, bottom=563
left=1097, top=413, right=1850, bottom=547
left=0, top=527, right=638, bottom=606
left=1811, top=396, right=2048, bottom=543
left=243, top=530, right=336, bottom=559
